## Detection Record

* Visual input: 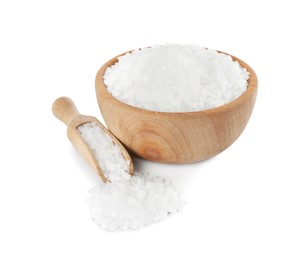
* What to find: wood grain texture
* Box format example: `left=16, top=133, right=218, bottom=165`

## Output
left=96, top=51, right=258, bottom=163
left=52, top=97, right=134, bottom=182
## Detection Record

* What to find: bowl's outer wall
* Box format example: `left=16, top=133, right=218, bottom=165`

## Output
left=96, top=52, right=258, bottom=163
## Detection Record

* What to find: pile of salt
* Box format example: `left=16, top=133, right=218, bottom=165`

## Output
left=104, top=44, right=249, bottom=112
left=88, top=172, right=185, bottom=231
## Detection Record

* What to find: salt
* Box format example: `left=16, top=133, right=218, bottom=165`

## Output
left=88, top=172, right=185, bottom=231
left=104, top=44, right=249, bottom=112
left=78, top=122, right=131, bottom=182
left=78, top=122, right=185, bottom=231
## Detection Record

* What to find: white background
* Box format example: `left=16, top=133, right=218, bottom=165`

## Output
left=1, top=0, right=304, bottom=259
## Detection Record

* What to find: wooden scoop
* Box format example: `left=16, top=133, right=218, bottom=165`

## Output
left=52, top=96, right=134, bottom=183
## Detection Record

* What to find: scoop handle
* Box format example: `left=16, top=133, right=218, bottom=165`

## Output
left=52, top=97, right=80, bottom=125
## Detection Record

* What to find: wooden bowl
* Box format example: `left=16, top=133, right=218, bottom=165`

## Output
left=95, top=50, right=258, bottom=163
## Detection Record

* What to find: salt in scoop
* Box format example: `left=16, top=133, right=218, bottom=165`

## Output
left=52, top=96, right=134, bottom=182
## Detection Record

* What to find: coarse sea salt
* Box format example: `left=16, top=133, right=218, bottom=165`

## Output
left=104, top=44, right=249, bottom=112
left=78, top=122, right=185, bottom=231
left=78, top=122, right=130, bottom=182
left=88, top=172, right=185, bottom=231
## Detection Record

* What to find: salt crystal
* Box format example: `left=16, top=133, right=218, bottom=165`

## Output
left=104, top=44, right=249, bottom=112
left=78, top=122, right=185, bottom=231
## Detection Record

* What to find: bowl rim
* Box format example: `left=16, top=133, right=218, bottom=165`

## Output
left=96, top=48, right=258, bottom=116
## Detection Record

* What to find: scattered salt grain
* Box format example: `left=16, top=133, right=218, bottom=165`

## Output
left=104, top=44, right=249, bottom=112
left=88, top=172, right=185, bottom=231
left=78, top=122, right=131, bottom=182
left=78, top=122, right=185, bottom=231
